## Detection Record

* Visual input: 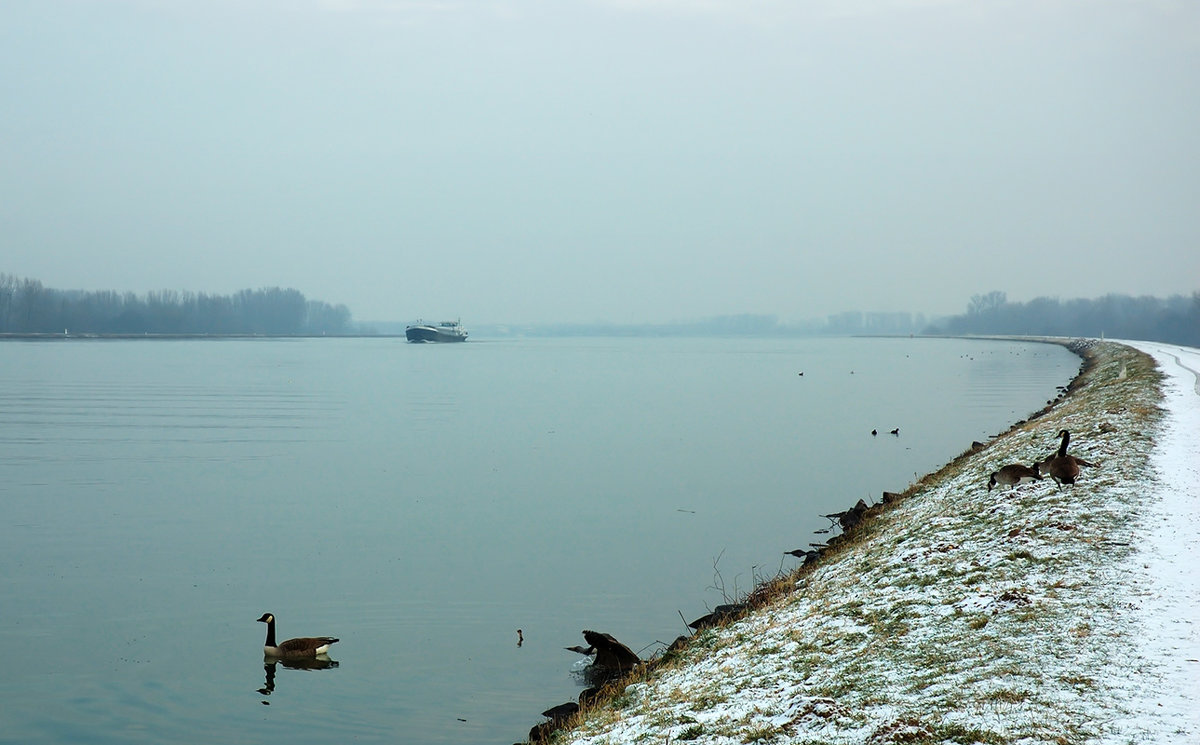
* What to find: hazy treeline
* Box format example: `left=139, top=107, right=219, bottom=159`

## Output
left=0, top=273, right=354, bottom=335
left=473, top=311, right=931, bottom=338
left=927, top=291, right=1200, bottom=346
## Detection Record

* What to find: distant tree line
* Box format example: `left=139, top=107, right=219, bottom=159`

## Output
left=0, top=273, right=354, bottom=335
left=926, top=290, right=1200, bottom=346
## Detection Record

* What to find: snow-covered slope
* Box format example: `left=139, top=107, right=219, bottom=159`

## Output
left=551, top=340, right=1199, bottom=745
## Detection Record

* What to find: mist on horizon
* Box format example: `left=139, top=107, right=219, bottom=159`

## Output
left=2, top=1, right=1198, bottom=325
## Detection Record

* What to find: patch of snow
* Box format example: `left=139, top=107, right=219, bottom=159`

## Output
left=1116, top=341, right=1200, bottom=741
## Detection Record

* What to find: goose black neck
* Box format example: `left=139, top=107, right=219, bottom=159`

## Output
left=263, top=619, right=277, bottom=647
left=1057, top=430, right=1070, bottom=457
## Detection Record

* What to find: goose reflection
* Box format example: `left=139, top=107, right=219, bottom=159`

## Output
left=257, top=656, right=340, bottom=698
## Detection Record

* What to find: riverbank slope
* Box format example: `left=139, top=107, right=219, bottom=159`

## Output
left=552, top=340, right=1199, bottom=744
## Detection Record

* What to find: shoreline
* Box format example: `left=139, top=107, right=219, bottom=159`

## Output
left=544, top=339, right=1195, bottom=744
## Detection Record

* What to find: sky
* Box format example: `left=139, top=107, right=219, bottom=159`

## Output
left=2, top=0, right=1198, bottom=325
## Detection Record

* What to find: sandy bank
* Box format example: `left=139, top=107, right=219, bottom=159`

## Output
left=542, top=340, right=1196, bottom=745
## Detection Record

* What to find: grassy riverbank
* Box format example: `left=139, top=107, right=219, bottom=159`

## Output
left=546, top=340, right=1167, bottom=744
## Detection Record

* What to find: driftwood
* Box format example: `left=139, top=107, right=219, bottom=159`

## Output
left=581, top=629, right=640, bottom=672
left=824, top=499, right=869, bottom=531
left=784, top=548, right=820, bottom=564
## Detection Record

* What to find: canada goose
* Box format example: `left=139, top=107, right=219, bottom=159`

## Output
left=871, top=429, right=878, bottom=436
left=987, top=463, right=1042, bottom=491
left=256, top=613, right=339, bottom=658
left=1045, top=429, right=1099, bottom=467
left=890, top=428, right=900, bottom=435
left=1042, top=453, right=1080, bottom=486
left=1054, top=429, right=1072, bottom=456
left=1040, top=429, right=1081, bottom=486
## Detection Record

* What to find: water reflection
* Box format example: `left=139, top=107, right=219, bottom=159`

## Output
left=0, top=337, right=1081, bottom=744
left=257, top=656, right=340, bottom=700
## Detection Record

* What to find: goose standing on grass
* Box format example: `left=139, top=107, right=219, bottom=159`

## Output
left=1039, top=429, right=1091, bottom=486
left=1043, top=452, right=1080, bottom=486
left=987, top=463, right=1042, bottom=491
left=257, top=613, right=339, bottom=658
left=1046, top=429, right=1100, bottom=467
left=1055, top=429, right=1073, bottom=456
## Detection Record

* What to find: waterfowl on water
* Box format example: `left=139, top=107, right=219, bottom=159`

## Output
left=890, top=428, right=899, bottom=435
left=987, top=463, right=1042, bottom=491
left=256, top=613, right=339, bottom=658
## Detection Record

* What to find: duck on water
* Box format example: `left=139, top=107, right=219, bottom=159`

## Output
left=257, top=613, right=339, bottom=658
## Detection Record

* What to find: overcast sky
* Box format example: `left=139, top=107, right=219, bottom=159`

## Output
left=2, top=1, right=1197, bottom=324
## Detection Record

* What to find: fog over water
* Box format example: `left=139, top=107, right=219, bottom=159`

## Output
left=0, top=336, right=1079, bottom=743
left=2, top=1, right=1198, bottom=324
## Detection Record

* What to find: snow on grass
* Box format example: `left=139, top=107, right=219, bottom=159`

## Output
left=1114, top=341, right=1200, bottom=742
left=555, top=340, right=1199, bottom=745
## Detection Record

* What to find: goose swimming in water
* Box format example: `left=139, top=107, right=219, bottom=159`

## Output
left=256, top=613, right=339, bottom=658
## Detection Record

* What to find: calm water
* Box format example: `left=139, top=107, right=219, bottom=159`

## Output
left=0, top=336, right=1077, bottom=744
